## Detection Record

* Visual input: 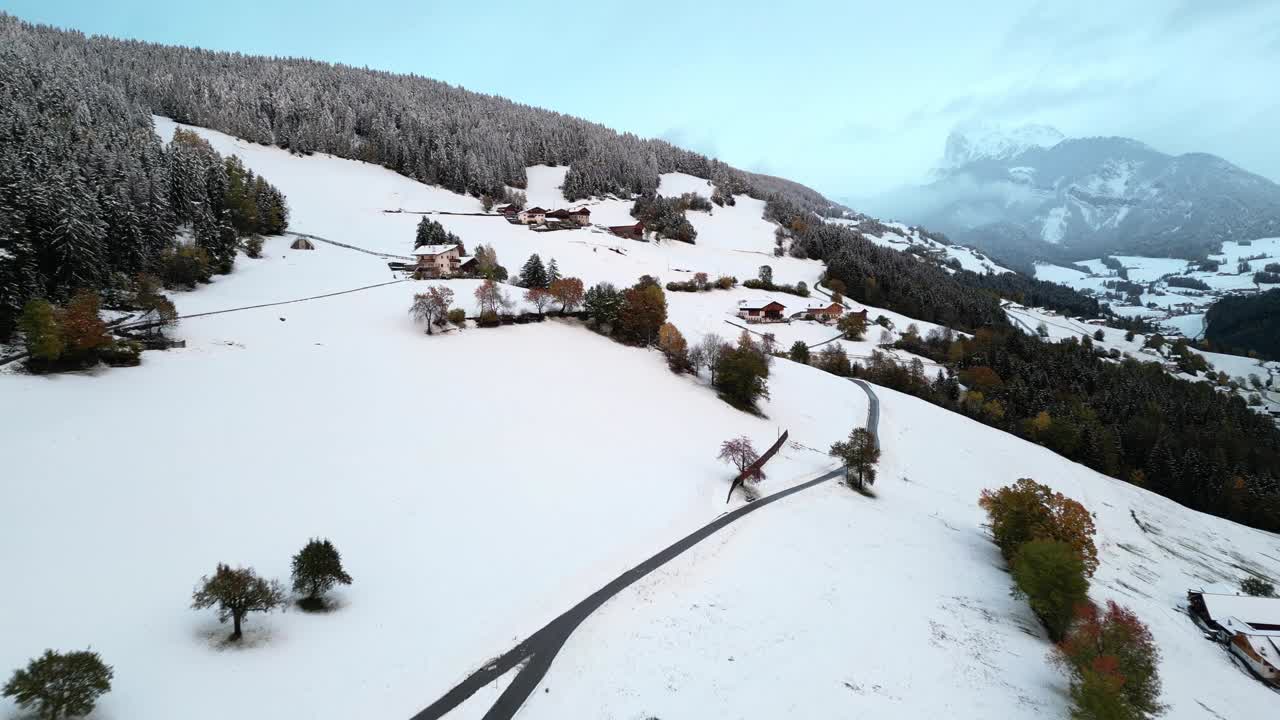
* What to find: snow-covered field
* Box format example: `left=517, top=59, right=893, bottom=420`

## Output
left=0, top=230, right=864, bottom=719
left=3, top=118, right=1279, bottom=720
left=522, top=386, right=1280, bottom=719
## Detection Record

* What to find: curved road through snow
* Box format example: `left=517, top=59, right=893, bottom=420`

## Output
left=411, top=380, right=880, bottom=720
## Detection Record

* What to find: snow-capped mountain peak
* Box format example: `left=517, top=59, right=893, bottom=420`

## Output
left=941, top=122, right=1065, bottom=169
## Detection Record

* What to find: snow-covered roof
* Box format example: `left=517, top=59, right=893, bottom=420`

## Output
left=412, top=244, right=460, bottom=256
left=1197, top=592, right=1280, bottom=627
left=523, top=207, right=548, bottom=214
left=738, top=299, right=786, bottom=311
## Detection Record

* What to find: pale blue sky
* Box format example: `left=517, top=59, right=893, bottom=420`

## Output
left=4, top=0, right=1279, bottom=197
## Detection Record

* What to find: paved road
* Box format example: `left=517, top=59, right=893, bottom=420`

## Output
left=411, top=381, right=880, bottom=720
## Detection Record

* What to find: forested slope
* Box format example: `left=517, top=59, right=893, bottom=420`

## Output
left=1205, top=289, right=1280, bottom=360
left=0, top=19, right=289, bottom=337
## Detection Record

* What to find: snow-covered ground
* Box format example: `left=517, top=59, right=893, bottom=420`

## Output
left=3, top=118, right=1279, bottom=720
left=522, top=386, right=1280, bottom=719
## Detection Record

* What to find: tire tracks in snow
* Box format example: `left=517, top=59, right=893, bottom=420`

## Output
left=410, top=381, right=880, bottom=720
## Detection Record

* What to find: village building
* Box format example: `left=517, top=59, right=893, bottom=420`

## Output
left=412, top=244, right=468, bottom=277
left=608, top=221, right=645, bottom=240
left=568, top=207, right=591, bottom=226
left=518, top=207, right=547, bottom=224
left=1188, top=589, right=1280, bottom=685
left=797, top=301, right=846, bottom=322
left=737, top=299, right=787, bottom=323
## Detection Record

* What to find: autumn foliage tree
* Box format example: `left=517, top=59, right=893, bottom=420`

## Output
left=474, top=279, right=512, bottom=318
left=191, top=564, right=285, bottom=641
left=524, top=286, right=552, bottom=316
left=616, top=282, right=667, bottom=345
left=1057, top=601, right=1164, bottom=720
left=58, top=290, right=110, bottom=360
left=410, top=285, right=454, bottom=334
left=979, top=478, right=1098, bottom=576
left=549, top=277, right=585, bottom=314
left=657, top=322, right=691, bottom=373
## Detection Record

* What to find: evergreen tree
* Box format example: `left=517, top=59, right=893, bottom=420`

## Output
left=521, top=254, right=548, bottom=289
left=3, top=649, right=113, bottom=720
left=789, top=340, right=810, bottom=364
left=713, top=332, right=770, bottom=412
left=829, top=427, right=880, bottom=490
left=291, top=538, right=354, bottom=610
left=583, top=282, right=622, bottom=327
left=546, top=257, right=560, bottom=283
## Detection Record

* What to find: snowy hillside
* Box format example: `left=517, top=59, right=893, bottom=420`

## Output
left=3, top=117, right=1280, bottom=720
left=826, top=216, right=1013, bottom=275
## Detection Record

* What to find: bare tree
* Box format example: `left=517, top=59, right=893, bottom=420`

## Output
left=475, top=279, right=512, bottom=317
left=718, top=435, right=765, bottom=502
left=191, top=564, right=285, bottom=641
left=718, top=436, right=762, bottom=476
left=524, top=287, right=552, bottom=316
left=409, top=285, right=454, bottom=334
left=698, top=333, right=726, bottom=383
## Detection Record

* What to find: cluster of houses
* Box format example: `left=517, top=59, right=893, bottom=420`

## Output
left=1188, top=587, right=1280, bottom=686
left=498, top=204, right=591, bottom=230
left=736, top=299, right=863, bottom=325
left=496, top=204, right=647, bottom=240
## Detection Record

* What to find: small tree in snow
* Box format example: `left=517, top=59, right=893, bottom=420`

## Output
left=474, top=279, right=512, bottom=317
left=829, top=427, right=879, bottom=490
left=3, top=649, right=113, bottom=720
left=291, top=538, right=353, bottom=611
left=719, top=436, right=764, bottom=486
left=698, top=333, right=726, bottom=384
left=191, top=564, right=285, bottom=642
left=549, top=277, right=585, bottom=314
left=524, top=287, right=552, bottom=316
left=410, top=286, right=454, bottom=334
left=657, top=322, right=691, bottom=373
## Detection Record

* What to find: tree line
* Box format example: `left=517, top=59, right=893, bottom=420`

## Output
left=0, top=15, right=846, bottom=224
left=0, top=27, right=288, bottom=339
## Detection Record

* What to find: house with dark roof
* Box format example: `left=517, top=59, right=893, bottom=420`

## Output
left=737, top=299, right=787, bottom=323
left=518, top=207, right=547, bottom=224
left=568, top=207, right=591, bottom=226
left=608, top=221, right=645, bottom=240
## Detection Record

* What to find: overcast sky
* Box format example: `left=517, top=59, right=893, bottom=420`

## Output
left=4, top=0, right=1278, bottom=198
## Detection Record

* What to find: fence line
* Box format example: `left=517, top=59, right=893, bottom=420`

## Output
left=290, top=232, right=414, bottom=261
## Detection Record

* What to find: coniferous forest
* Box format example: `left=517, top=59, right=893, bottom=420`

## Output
left=0, top=18, right=289, bottom=338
